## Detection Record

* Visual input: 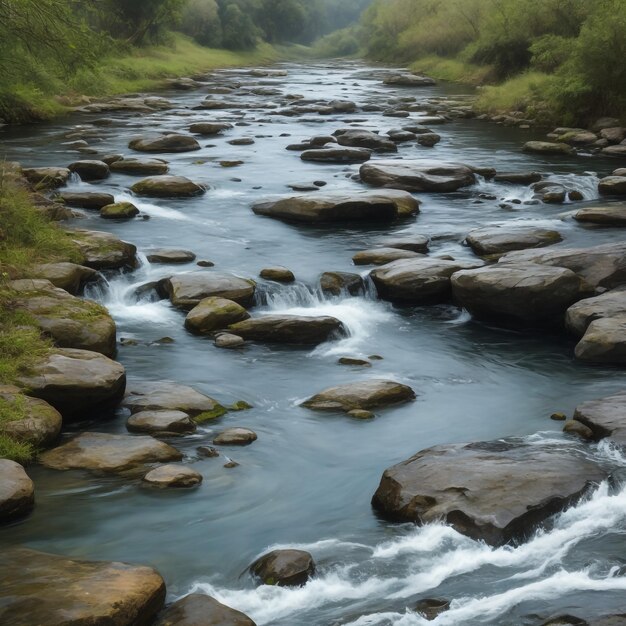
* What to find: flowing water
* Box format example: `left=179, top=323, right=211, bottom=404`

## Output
left=2, top=61, right=626, bottom=625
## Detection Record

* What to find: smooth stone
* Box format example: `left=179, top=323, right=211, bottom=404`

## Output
left=189, top=122, right=233, bottom=135
left=320, top=271, right=364, bottom=296
left=22, top=167, right=70, bottom=188
left=599, top=177, right=626, bottom=195
left=213, top=428, right=257, bottom=446
left=371, top=258, right=483, bottom=304
left=565, top=288, right=626, bottom=336
left=574, top=205, right=626, bottom=225
left=163, top=272, right=256, bottom=310
left=129, top=133, right=201, bottom=153
left=563, top=419, right=594, bottom=440
left=69, top=228, right=138, bottom=270
left=31, top=262, right=97, bottom=295
left=17, top=348, right=125, bottom=419
left=185, top=297, right=250, bottom=335
left=360, top=160, right=476, bottom=192
left=215, top=333, right=245, bottom=349
left=335, top=129, right=397, bottom=152
left=142, top=465, right=202, bottom=488
left=229, top=315, right=345, bottom=345
left=522, top=141, right=574, bottom=155
left=415, top=598, right=451, bottom=621
left=572, top=392, right=626, bottom=445
left=40, top=432, right=182, bottom=473
left=124, top=382, right=225, bottom=418
left=352, top=247, right=423, bottom=265
left=371, top=440, right=606, bottom=546
left=131, top=175, right=204, bottom=198
left=302, top=379, right=416, bottom=412
left=300, top=147, right=372, bottom=163
left=127, top=410, right=196, bottom=434
left=465, top=227, right=562, bottom=256
left=68, top=160, right=109, bottom=180
left=110, top=157, right=169, bottom=175
left=154, top=594, right=256, bottom=626
left=252, top=190, right=420, bottom=223
left=417, top=133, right=441, bottom=147
left=249, top=549, right=315, bottom=587
left=493, top=171, right=543, bottom=184
left=0, top=547, right=165, bottom=625
left=379, top=236, right=430, bottom=253
left=603, top=146, right=626, bottom=157
left=499, top=242, right=626, bottom=290
left=0, top=460, right=34, bottom=523
left=259, top=266, right=295, bottom=282
left=451, top=263, right=589, bottom=324
left=147, top=249, right=197, bottom=264
left=227, top=137, right=254, bottom=145
left=383, top=73, right=436, bottom=86
left=58, top=191, right=115, bottom=209
left=100, top=201, right=139, bottom=219
left=575, top=316, right=626, bottom=364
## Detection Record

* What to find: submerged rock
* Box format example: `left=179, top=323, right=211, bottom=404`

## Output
left=0, top=460, right=34, bottom=524
left=229, top=315, right=345, bottom=345
left=372, top=440, right=606, bottom=546
left=142, top=465, right=202, bottom=488
left=213, top=428, right=257, bottom=446
left=302, top=379, right=416, bottom=412
left=0, top=547, right=165, bottom=625
left=154, top=594, right=256, bottom=626
left=249, top=549, right=315, bottom=587
left=163, top=272, right=256, bottom=310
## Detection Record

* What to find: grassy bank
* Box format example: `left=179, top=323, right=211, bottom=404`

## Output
left=0, top=34, right=282, bottom=123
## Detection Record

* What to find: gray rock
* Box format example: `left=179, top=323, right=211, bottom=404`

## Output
left=163, top=272, right=256, bottom=310
left=417, top=133, right=441, bottom=147
left=110, top=158, right=169, bottom=175
left=566, top=288, right=626, bottom=336
left=353, top=247, right=423, bottom=266
left=300, top=147, right=372, bottom=163
left=229, top=315, right=345, bottom=345
left=574, top=204, right=626, bottom=225
left=335, top=129, right=397, bottom=152
left=383, top=73, right=436, bottom=87
left=465, top=226, right=562, bottom=256
left=213, top=428, right=257, bottom=445
left=142, top=465, right=202, bottom=488
left=573, top=392, right=626, bottom=444
left=493, top=172, right=543, bottom=184
left=57, top=191, right=115, bottom=209
left=147, top=249, right=197, bottom=264
left=320, top=271, right=364, bottom=296
left=31, top=262, right=97, bottom=295
left=563, top=419, right=594, bottom=440
left=22, top=167, right=70, bottom=188
left=185, top=297, right=250, bottom=335
left=131, top=175, right=205, bottom=198
left=69, top=228, right=138, bottom=271
left=379, top=235, right=429, bottom=253
left=68, top=160, right=110, bottom=181
left=0, top=460, right=34, bottom=523
left=154, top=594, right=255, bottom=626
left=129, top=133, right=201, bottom=153
left=127, top=410, right=196, bottom=434
left=215, top=333, right=245, bottom=349
left=575, top=316, right=626, bottom=364
left=599, top=177, right=626, bottom=195
left=249, top=549, right=315, bottom=587
left=189, top=122, right=233, bottom=135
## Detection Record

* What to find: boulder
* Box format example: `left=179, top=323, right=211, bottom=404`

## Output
left=229, top=315, right=345, bottom=345
left=599, top=177, right=626, bottom=195
left=213, top=428, right=257, bottom=445
left=154, top=594, right=256, bottom=626
left=371, top=440, right=606, bottom=546
left=31, top=262, right=97, bottom=295
left=320, top=271, right=364, bottom=296
left=302, top=379, right=416, bottom=412
left=603, top=146, right=626, bottom=158
left=565, top=288, right=626, bottom=336
left=57, top=191, right=115, bottom=209
left=68, top=160, right=110, bottom=181
left=417, top=133, right=441, bottom=147
left=360, top=160, right=476, bottom=192
left=22, top=167, right=70, bottom=188
left=0, top=548, right=165, bottom=625
left=100, top=202, right=139, bottom=219
left=163, top=272, right=256, bottom=310
left=18, top=348, right=125, bottom=419
left=574, top=316, right=626, bottom=364
left=465, top=227, right=562, bottom=256
left=379, top=235, right=430, bottom=253
left=563, top=419, right=594, bottom=440
left=522, top=141, right=574, bottom=155
left=131, top=175, right=205, bottom=198
left=493, top=171, right=543, bottom=185
left=335, top=129, right=397, bottom=152
left=9, top=279, right=116, bottom=356
left=259, top=266, right=295, bottom=282
left=353, top=247, right=423, bottom=266
left=600, top=127, right=625, bottom=143
left=124, top=382, right=225, bottom=418
left=69, top=228, right=138, bottom=270
left=129, top=133, right=201, bottom=153
left=185, top=297, right=250, bottom=335
left=127, top=410, right=196, bottom=434
left=300, top=147, right=372, bottom=163
left=189, top=122, right=233, bottom=135
left=147, top=249, right=196, bottom=264
left=142, top=465, right=202, bottom=488
left=370, top=258, right=482, bottom=304
left=110, top=158, right=169, bottom=175
left=574, top=204, right=626, bottom=225
left=249, top=549, right=315, bottom=587
left=0, top=386, right=62, bottom=448
left=415, top=599, right=451, bottom=621
left=252, top=190, right=419, bottom=223
left=572, top=392, right=626, bottom=445
left=40, top=432, right=182, bottom=473
left=451, top=263, right=589, bottom=324
left=500, top=241, right=626, bottom=290
left=215, top=333, right=245, bottom=349
left=383, top=73, right=436, bottom=87
left=0, top=460, right=34, bottom=523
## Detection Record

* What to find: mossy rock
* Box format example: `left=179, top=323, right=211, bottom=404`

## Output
left=100, top=202, right=139, bottom=220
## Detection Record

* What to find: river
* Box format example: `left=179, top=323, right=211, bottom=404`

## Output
left=1, top=61, right=626, bottom=625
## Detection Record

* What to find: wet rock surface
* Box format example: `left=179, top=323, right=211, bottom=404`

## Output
left=229, top=315, right=345, bottom=345
left=155, top=594, right=256, bottom=626
left=249, top=549, right=315, bottom=586
left=0, top=460, right=34, bottom=523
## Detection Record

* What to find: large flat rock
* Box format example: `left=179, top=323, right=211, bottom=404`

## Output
left=163, top=272, right=256, bottom=310
left=372, top=440, right=606, bottom=546
left=228, top=314, right=346, bottom=345
left=68, top=228, right=138, bottom=271
left=300, top=147, right=372, bottom=163
left=499, top=242, right=626, bottom=289
left=0, top=460, right=34, bottom=523
left=574, top=316, right=626, bottom=364
left=252, top=190, right=419, bottom=223
left=39, top=432, right=182, bottom=473
left=302, top=379, right=416, bottom=412
left=131, top=175, right=205, bottom=198
left=31, top=262, right=97, bottom=295
left=451, top=263, right=590, bottom=324
left=18, top=348, right=126, bottom=420
left=574, top=204, right=626, bottom=225
left=359, top=160, right=476, bottom=192
left=0, top=547, right=165, bottom=625
left=465, top=227, right=562, bottom=256
left=155, top=594, right=256, bottom=626
left=371, top=258, right=482, bottom=304
left=573, top=392, right=626, bottom=445
left=566, top=288, right=626, bottom=336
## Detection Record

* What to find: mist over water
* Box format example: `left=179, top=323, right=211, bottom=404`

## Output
left=2, top=61, right=626, bottom=625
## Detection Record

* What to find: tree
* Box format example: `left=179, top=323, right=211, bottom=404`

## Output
left=181, top=0, right=222, bottom=47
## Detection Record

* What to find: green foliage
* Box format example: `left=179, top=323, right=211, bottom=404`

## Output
left=0, top=434, right=34, bottom=464
left=314, top=27, right=362, bottom=58
left=181, top=0, right=223, bottom=47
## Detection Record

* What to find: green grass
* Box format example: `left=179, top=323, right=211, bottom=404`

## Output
left=409, top=55, right=494, bottom=85
left=475, top=71, right=555, bottom=115
left=0, top=435, right=35, bottom=464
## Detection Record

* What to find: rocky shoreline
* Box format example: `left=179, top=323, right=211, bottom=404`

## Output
left=1, top=65, right=626, bottom=625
